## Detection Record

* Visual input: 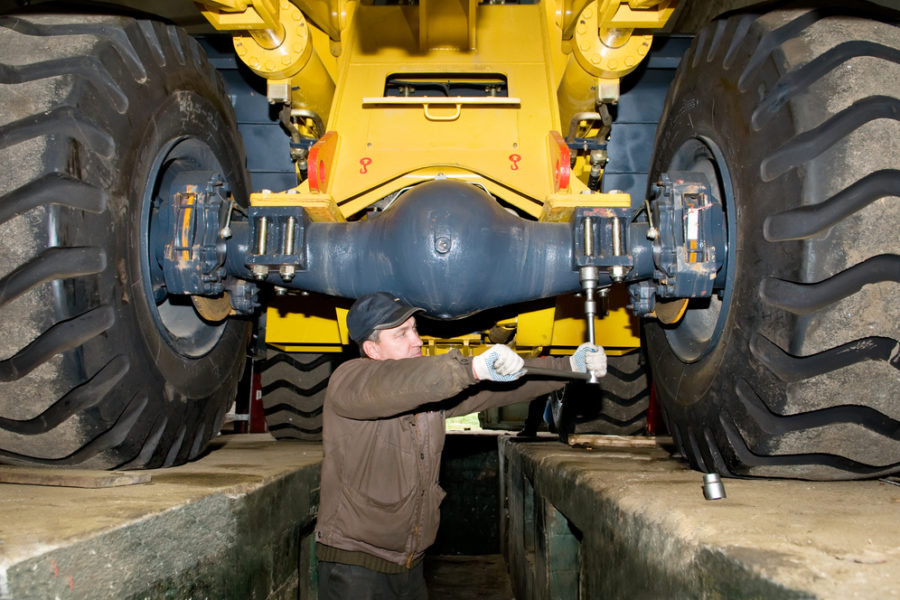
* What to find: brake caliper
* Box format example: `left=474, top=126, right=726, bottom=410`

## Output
left=628, top=172, right=727, bottom=317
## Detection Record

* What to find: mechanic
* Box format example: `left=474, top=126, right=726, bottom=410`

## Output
left=315, top=292, right=607, bottom=600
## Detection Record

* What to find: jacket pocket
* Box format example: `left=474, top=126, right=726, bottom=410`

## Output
left=337, top=484, right=418, bottom=553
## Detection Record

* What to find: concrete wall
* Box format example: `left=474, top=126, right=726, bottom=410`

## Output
left=499, top=438, right=899, bottom=600
left=1, top=437, right=322, bottom=600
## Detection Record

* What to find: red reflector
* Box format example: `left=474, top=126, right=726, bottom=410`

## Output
left=548, top=130, right=571, bottom=191
left=308, top=131, right=338, bottom=193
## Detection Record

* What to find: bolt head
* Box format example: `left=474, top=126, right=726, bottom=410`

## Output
left=252, top=265, right=268, bottom=280
left=280, top=265, right=296, bottom=282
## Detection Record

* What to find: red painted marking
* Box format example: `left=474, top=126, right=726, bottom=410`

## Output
left=68, top=575, right=74, bottom=591
left=52, top=559, right=58, bottom=578
left=509, top=154, right=521, bottom=171
left=359, top=157, right=372, bottom=174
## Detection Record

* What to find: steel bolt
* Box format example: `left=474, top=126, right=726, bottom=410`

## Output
left=252, top=265, right=268, bottom=281
left=280, top=264, right=296, bottom=282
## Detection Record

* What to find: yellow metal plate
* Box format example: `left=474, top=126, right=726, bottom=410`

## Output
left=323, top=4, right=564, bottom=217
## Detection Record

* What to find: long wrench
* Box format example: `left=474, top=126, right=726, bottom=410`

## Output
left=524, top=367, right=592, bottom=381
left=581, top=217, right=601, bottom=384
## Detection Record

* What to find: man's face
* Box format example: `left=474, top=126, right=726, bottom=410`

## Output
left=362, top=317, right=423, bottom=360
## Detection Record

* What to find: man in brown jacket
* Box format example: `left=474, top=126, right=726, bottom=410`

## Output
left=315, top=292, right=606, bottom=599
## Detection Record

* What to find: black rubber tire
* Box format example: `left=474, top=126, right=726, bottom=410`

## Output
left=645, top=3, right=900, bottom=479
left=0, top=15, right=250, bottom=468
left=259, top=350, right=343, bottom=441
left=551, top=350, right=650, bottom=441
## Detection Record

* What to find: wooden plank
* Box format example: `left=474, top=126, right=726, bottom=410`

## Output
left=0, top=466, right=151, bottom=488
left=567, top=434, right=670, bottom=449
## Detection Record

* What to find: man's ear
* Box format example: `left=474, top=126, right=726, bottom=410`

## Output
left=362, top=339, right=380, bottom=360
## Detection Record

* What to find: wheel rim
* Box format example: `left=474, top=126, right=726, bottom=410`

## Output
left=141, top=137, right=228, bottom=358
left=660, top=137, right=737, bottom=363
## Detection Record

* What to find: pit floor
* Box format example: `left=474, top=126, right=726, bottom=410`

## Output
left=425, top=555, right=515, bottom=600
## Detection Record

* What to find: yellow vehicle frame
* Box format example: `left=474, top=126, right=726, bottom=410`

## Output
left=199, top=0, right=676, bottom=357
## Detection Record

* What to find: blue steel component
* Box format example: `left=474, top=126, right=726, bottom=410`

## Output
left=161, top=172, right=231, bottom=296
left=198, top=37, right=298, bottom=193
left=246, top=206, right=309, bottom=276
left=650, top=172, right=726, bottom=300
left=627, top=280, right=657, bottom=316
left=228, top=180, right=587, bottom=319
left=572, top=206, right=633, bottom=273
left=602, top=36, right=692, bottom=204
left=628, top=224, right=656, bottom=284
left=159, top=176, right=729, bottom=321
left=228, top=279, right=261, bottom=314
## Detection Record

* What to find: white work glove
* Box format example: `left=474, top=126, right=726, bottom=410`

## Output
left=569, top=343, right=607, bottom=378
left=472, top=344, right=525, bottom=382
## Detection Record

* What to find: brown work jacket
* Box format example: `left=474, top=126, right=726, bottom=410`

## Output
left=315, top=349, right=569, bottom=569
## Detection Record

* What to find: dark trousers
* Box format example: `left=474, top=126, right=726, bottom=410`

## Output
left=317, top=560, right=428, bottom=600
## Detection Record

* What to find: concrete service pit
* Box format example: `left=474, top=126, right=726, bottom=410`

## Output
left=1, top=433, right=897, bottom=599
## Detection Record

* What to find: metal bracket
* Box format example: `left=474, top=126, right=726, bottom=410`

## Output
left=572, top=206, right=634, bottom=282
left=246, top=206, right=309, bottom=282
left=565, top=108, right=612, bottom=152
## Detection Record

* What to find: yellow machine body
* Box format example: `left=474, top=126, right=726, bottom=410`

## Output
left=200, top=0, right=676, bottom=357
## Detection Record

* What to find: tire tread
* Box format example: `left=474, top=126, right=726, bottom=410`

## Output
left=763, top=169, right=900, bottom=241
left=0, top=305, right=115, bottom=382
left=259, top=349, right=343, bottom=441
left=0, top=247, right=106, bottom=307
left=0, top=13, right=249, bottom=468
left=648, top=3, right=900, bottom=479
left=0, top=355, right=128, bottom=435
left=760, top=255, right=900, bottom=315
left=749, top=331, right=899, bottom=382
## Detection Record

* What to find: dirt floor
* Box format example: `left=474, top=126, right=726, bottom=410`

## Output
left=425, top=555, right=515, bottom=600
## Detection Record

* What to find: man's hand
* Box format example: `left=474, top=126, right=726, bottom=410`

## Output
left=569, top=343, right=607, bottom=378
left=473, top=345, right=525, bottom=382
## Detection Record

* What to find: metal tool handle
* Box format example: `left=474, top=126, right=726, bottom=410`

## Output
left=524, top=367, right=593, bottom=381
left=580, top=217, right=602, bottom=385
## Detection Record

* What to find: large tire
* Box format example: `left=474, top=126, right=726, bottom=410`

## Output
left=258, top=350, right=343, bottom=441
left=0, top=15, right=250, bottom=468
left=551, top=351, right=650, bottom=440
left=646, top=3, right=899, bottom=479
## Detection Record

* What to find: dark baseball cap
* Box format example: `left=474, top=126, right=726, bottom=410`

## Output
left=347, top=292, right=424, bottom=344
